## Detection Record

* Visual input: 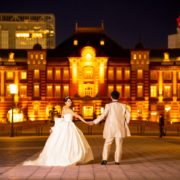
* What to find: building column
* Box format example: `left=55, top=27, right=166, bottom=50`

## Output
left=158, top=70, right=163, bottom=102
left=173, top=71, right=177, bottom=101
left=1, top=71, right=4, bottom=101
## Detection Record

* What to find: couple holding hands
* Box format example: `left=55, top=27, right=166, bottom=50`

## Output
left=23, top=90, right=131, bottom=166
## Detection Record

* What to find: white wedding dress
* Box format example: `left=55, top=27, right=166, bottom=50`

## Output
left=23, top=114, right=94, bottom=166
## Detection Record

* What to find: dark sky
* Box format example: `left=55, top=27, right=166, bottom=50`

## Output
left=0, top=0, right=180, bottom=49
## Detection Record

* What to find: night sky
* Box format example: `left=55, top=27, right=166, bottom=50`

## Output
left=0, top=0, right=180, bottom=49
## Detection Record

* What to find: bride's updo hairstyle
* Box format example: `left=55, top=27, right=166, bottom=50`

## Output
left=64, top=96, right=71, bottom=102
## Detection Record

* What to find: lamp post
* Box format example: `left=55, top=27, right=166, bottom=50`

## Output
left=9, top=84, right=17, bottom=137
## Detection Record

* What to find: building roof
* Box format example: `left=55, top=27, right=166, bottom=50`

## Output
left=47, top=25, right=130, bottom=59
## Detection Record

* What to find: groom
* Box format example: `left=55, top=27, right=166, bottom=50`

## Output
left=88, top=90, right=131, bottom=165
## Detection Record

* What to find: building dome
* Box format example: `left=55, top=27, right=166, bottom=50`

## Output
left=33, top=43, right=42, bottom=50
left=134, top=42, right=144, bottom=49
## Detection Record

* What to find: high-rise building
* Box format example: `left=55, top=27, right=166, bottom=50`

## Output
left=0, top=13, right=55, bottom=49
left=168, top=17, right=180, bottom=48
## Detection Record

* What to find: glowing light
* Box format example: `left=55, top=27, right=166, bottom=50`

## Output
left=100, top=40, right=105, bottom=45
left=165, top=105, right=171, bottom=112
left=73, top=40, right=78, bottom=46
left=16, top=33, right=30, bottom=38
left=81, top=46, right=95, bottom=60
left=85, top=53, right=92, bottom=60
left=164, top=52, right=170, bottom=61
left=9, top=84, right=17, bottom=94
left=151, top=111, right=157, bottom=115
left=8, top=108, right=24, bottom=123
left=32, top=33, right=43, bottom=38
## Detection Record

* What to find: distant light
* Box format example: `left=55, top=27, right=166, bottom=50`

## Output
left=100, top=40, right=105, bottom=45
left=73, top=39, right=78, bottom=46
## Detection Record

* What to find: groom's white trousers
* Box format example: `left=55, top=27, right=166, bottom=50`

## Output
left=102, top=137, right=123, bottom=162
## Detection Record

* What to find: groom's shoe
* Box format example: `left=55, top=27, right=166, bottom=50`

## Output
left=101, top=160, right=107, bottom=165
left=115, top=162, right=120, bottom=165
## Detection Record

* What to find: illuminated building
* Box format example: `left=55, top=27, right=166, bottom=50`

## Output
left=0, top=23, right=180, bottom=123
left=0, top=13, right=55, bottom=49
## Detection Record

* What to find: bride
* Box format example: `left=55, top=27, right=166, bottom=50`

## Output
left=23, top=96, right=94, bottom=166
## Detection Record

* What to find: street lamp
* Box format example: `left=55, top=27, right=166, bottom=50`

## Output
left=9, top=84, right=17, bottom=137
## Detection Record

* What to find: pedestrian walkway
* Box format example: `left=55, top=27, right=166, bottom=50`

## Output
left=0, top=135, right=180, bottom=179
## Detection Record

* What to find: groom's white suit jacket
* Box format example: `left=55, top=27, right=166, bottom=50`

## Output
left=93, top=101, right=131, bottom=139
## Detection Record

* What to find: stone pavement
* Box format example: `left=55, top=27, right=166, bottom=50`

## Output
left=0, top=135, right=180, bottom=180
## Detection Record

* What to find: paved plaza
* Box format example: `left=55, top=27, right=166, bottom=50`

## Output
left=0, top=135, right=180, bottom=180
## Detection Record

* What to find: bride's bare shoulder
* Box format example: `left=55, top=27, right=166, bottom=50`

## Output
left=62, top=106, right=73, bottom=114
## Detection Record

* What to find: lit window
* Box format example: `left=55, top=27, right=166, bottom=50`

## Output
left=178, top=72, right=180, bottom=80
left=116, top=85, right=122, bottom=96
left=63, top=69, right=69, bottom=80
left=47, top=85, right=53, bottom=97
left=116, top=69, right=122, bottom=80
left=73, top=39, right=78, bottom=46
left=55, top=70, right=61, bottom=80
left=63, top=85, right=69, bottom=97
left=143, top=54, right=147, bottom=59
left=21, top=71, right=27, bottom=80
left=108, top=68, right=114, bottom=80
left=137, top=85, right=143, bottom=97
left=100, top=40, right=105, bottom=46
left=164, top=52, right=169, bottom=61
left=83, top=106, right=93, bottom=118
left=32, top=33, right=43, bottom=38
left=164, top=85, right=171, bottom=98
left=150, top=85, right=157, bottom=97
left=16, top=33, right=30, bottom=38
left=35, top=54, right=38, bottom=60
left=108, top=85, right=114, bottom=97
left=30, top=54, right=33, bottom=59
left=124, top=69, right=130, bottom=80
left=20, top=85, right=27, bottom=97
left=55, top=85, right=61, bottom=97
left=137, top=69, right=143, bottom=79
left=150, top=71, right=158, bottom=80
left=138, top=54, right=142, bottom=59
left=177, top=85, right=180, bottom=98
left=6, top=72, right=13, bottom=80
left=84, top=85, right=93, bottom=97
left=133, top=54, right=137, bottom=60
left=47, top=69, right=53, bottom=80
left=33, top=84, right=40, bottom=97
left=6, top=85, right=11, bottom=97
left=124, top=85, right=130, bottom=98
left=40, top=54, right=43, bottom=60
left=34, top=69, right=40, bottom=79
left=163, top=72, right=172, bottom=80
left=84, top=67, right=93, bottom=79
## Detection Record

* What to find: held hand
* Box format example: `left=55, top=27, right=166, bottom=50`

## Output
left=87, top=121, right=94, bottom=126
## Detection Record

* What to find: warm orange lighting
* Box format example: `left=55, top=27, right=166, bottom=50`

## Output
left=73, top=39, right=78, bottom=46
left=9, top=84, right=17, bottom=94
left=8, top=108, right=24, bottom=123
left=16, top=33, right=30, bottom=38
left=81, top=46, right=95, bottom=60
left=100, top=40, right=105, bottom=45
left=164, top=52, right=169, bottom=61
left=165, top=105, right=171, bottom=112
left=99, top=62, right=105, bottom=83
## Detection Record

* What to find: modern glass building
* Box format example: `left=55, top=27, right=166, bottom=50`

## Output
left=0, top=13, right=55, bottom=49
